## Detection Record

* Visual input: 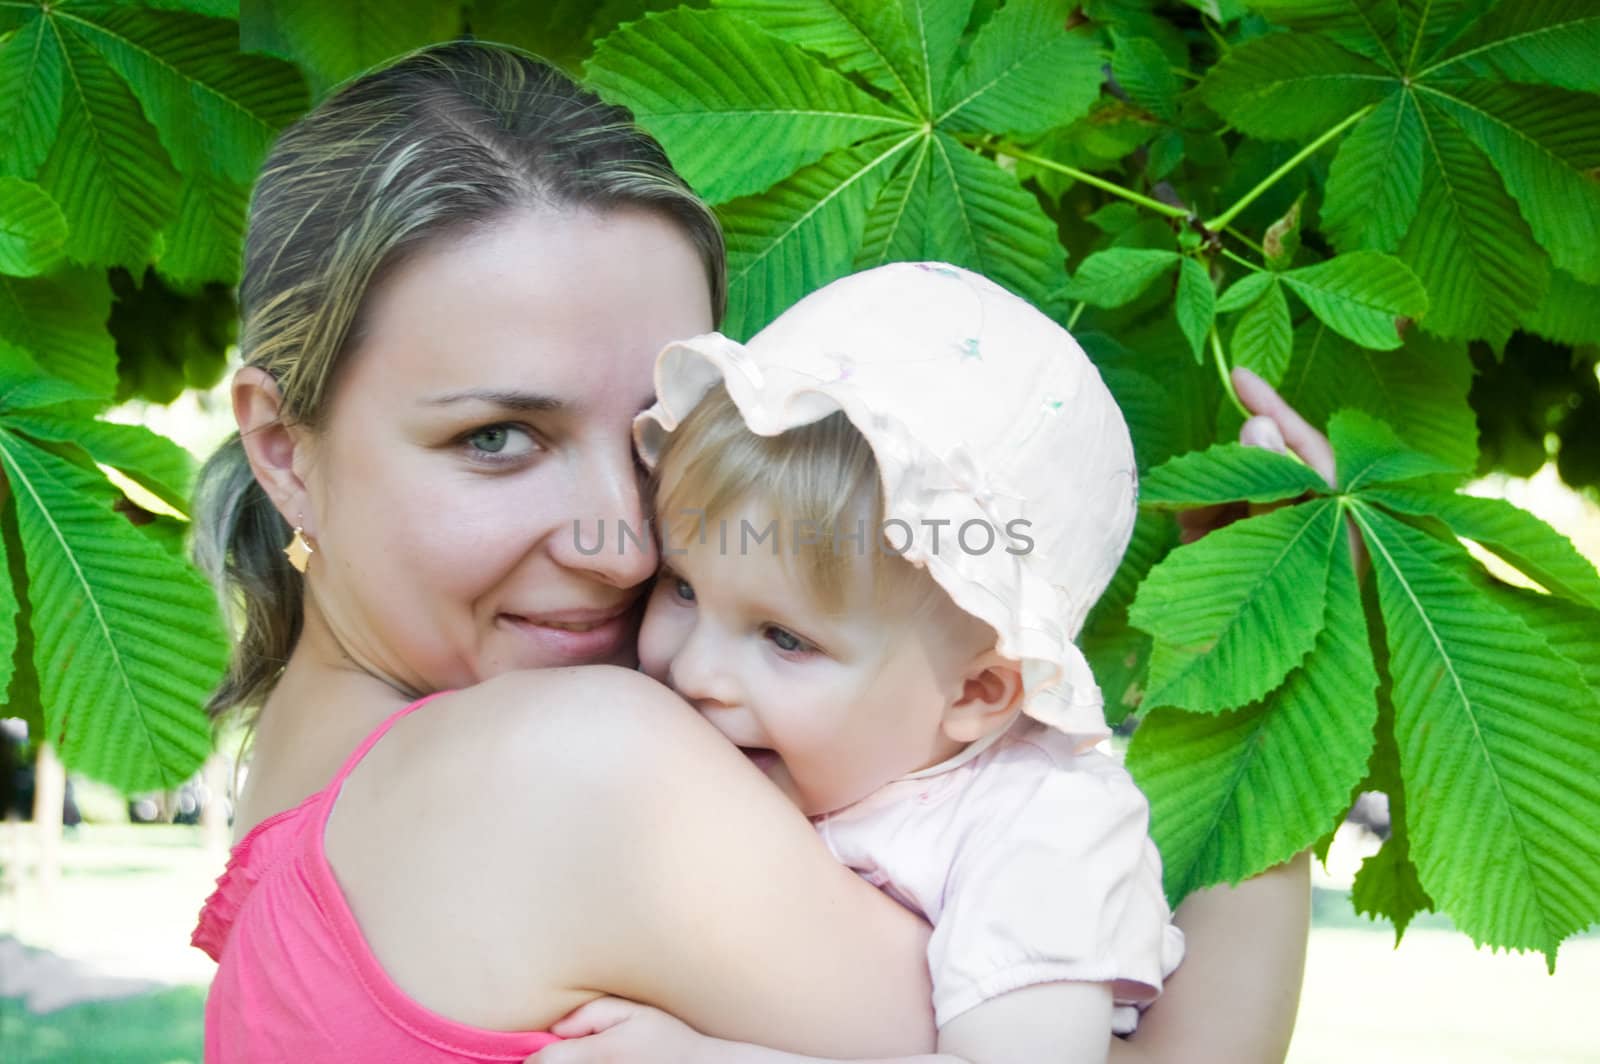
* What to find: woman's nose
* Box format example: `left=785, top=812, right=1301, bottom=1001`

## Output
left=550, top=446, right=658, bottom=589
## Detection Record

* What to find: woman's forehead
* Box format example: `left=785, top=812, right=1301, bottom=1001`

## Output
left=343, top=207, right=711, bottom=404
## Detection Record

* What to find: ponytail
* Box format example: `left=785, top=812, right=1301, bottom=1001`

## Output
left=191, top=433, right=304, bottom=717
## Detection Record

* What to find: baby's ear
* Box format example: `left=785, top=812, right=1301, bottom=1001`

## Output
left=940, top=653, right=1025, bottom=745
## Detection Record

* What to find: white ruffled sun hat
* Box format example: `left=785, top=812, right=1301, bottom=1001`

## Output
left=634, top=262, right=1137, bottom=748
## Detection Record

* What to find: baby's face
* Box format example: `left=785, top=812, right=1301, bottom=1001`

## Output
left=637, top=499, right=974, bottom=815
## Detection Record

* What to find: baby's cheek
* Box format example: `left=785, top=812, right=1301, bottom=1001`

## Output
left=786, top=738, right=876, bottom=815
left=762, top=759, right=807, bottom=811
left=635, top=597, right=678, bottom=683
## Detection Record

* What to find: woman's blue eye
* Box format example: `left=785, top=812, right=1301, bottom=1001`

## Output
left=672, top=578, right=696, bottom=603
left=464, top=424, right=536, bottom=460
left=469, top=426, right=510, bottom=453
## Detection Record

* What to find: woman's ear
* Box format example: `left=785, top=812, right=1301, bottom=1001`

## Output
left=940, top=652, right=1025, bottom=745
left=233, top=366, right=315, bottom=529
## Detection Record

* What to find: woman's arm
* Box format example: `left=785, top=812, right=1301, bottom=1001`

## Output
left=532, top=852, right=1309, bottom=1064
left=536, top=997, right=953, bottom=1064
left=478, top=666, right=939, bottom=1057
left=535, top=980, right=1112, bottom=1064
left=1112, top=852, right=1310, bottom=1064
left=533, top=853, right=1310, bottom=1064
left=938, top=982, right=1112, bottom=1064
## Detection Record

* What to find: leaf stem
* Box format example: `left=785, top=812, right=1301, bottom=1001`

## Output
left=1224, top=227, right=1266, bottom=255
left=1211, top=325, right=1248, bottom=419
left=989, top=141, right=1192, bottom=220
left=1221, top=247, right=1261, bottom=273
left=1067, top=301, right=1087, bottom=329
left=1205, top=105, right=1375, bottom=232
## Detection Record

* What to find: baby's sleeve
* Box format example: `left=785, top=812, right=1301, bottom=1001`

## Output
left=927, top=747, right=1184, bottom=1032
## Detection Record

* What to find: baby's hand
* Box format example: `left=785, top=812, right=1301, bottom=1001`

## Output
left=529, top=997, right=713, bottom=1064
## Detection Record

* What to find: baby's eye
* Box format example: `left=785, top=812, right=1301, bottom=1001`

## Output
left=465, top=424, right=538, bottom=460
left=763, top=625, right=814, bottom=655
left=671, top=577, right=696, bottom=603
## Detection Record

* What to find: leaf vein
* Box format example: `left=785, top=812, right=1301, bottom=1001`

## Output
left=728, top=134, right=915, bottom=283
left=1419, top=13, right=1600, bottom=79
left=0, top=433, right=153, bottom=769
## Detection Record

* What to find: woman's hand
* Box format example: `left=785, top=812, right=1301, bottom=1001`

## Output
left=531, top=998, right=966, bottom=1064
left=1231, top=366, right=1338, bottom=486
left=530, top=997, right=712, bottom=1063
left=1176, top=367, right=1338, bottom=546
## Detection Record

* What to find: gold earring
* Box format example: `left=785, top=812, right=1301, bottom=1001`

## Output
left=284, top=526, right=315, bottom=574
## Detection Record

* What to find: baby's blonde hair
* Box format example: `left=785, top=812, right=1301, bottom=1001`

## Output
left=653, top=385, right=940, bottom=614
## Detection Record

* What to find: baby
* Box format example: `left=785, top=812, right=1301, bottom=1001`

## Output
left=554, top=263, right=1181, bottom=1064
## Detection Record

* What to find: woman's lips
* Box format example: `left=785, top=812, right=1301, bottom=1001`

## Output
left=538, top=616, right=615, bottom=632
left=499, top=604, right=637, bottom=663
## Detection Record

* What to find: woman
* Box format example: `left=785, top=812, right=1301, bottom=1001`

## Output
left=193, top=41, right=1312, bottom=1062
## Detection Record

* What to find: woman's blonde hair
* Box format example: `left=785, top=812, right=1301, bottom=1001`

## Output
left=653, top=386, right=940, bottom=614
left=193, top=41, right=726, bottom=718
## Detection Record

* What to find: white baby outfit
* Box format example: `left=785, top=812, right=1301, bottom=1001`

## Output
left=816, top=722, right=1183, bottom=1032
left=635, top=262, right=1183, bottom=1031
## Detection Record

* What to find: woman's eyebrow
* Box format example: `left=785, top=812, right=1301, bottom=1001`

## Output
left=421, top=388, right=564, bottom=411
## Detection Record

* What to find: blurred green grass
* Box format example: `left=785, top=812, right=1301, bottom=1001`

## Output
left=6, top=924, right=1596, bottom=1063
left=0, top=985, right=205, bottom=1063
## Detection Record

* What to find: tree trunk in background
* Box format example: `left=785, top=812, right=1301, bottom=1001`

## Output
left=202, top=753, right=231, bottom=854
left=31, top=743, right=64, bottom=910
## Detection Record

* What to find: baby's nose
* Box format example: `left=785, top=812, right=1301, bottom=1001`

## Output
left=686, top=695, right=732, bottom=715
left=668, top=647, right=740, bottom=708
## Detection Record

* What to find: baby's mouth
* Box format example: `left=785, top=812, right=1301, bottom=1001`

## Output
left=739, top=747, right=781, bottom=772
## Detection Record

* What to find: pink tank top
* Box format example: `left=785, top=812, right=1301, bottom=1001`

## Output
left=192, top=693, right=561, bottom=1061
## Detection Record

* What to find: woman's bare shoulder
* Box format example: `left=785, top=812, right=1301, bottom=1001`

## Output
left=479, top=664, right=694, bottom=732
left=423, top=666, right=727, bottom=777
left=325, top=667, right=788, bottom=1028
left=388, top=665, right=767, bottom=825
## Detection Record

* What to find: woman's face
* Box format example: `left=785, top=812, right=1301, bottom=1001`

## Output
left=300, top=206, right=713, bottom=692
